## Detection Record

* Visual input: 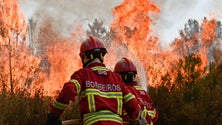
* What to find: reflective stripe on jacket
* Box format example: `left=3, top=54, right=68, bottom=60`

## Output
left=50, top=62, right=140, bottom=123
left=83, top=110, right=122, bottom=125
left=122, top=82, right=159, bottom=124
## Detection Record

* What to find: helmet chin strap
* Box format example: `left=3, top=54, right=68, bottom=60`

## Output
left=82, top=56, right=104, bottom=68
left=82, top=58, right=94, bottom=68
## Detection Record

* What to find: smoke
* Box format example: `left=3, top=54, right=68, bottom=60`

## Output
left=19, top=0, right=222, bottom=47
left=104, top=43, right=148, bottom=91
left=18, top=0, right=122, bottom=37
left=18, top=0, right=149, bottom=90
left=18, top=0, right=222, bottom=91
left=153, top=0, right=222, bottom=49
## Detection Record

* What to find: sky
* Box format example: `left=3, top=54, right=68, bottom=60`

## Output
left=18, top=0, right=222, bottom=49
left=154, top=0, right=222, bottom=48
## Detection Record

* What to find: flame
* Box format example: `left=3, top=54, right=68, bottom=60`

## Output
left=201, top=18, right=217, bottom=46
left=0, top=0, right=84, bottom=96
left=0, top=0, right=220, bottom=96
left=0, top=0, right=35, bottom=93
left=30, top=19, right=84, bottom=96
left=43, top=37, right=82, bottom=95
left=0, top=0, right=27, bottom=45
left=111, top=0, right=178, bottom=87
left=110, top=0, right=218, bottom=88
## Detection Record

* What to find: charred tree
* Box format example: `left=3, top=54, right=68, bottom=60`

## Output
left=28, top=17, right=37, bottom=55
left=86, top=18, right=112, bottom=47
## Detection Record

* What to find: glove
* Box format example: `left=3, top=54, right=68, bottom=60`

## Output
left=129, top=111, right=147, bottom=125
left=138, top=116, right=147, bottom=125
left=44, top=113, right=62, bottom=125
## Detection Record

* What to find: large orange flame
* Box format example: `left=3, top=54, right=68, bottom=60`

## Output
left=0, top=0, right=219, bottom=96
left=0, top=0, right=41, bottom=94
left=110, top=0, right=218, bottom=88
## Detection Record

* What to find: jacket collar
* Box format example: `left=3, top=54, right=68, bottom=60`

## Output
left=85, top=62, right=105, bottom=68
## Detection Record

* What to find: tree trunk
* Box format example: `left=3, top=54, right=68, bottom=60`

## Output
left=8, top=39, right=13, bottom=93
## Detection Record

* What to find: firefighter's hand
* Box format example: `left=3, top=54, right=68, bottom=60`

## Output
left=138, top=116, right=147, bottom=125
left=129, top=116, right=147, bottom=125
left=44, top=113, right=62, bottom=125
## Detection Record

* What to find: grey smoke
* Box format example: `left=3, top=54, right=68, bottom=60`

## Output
left=18, top=0, right=122, bottom=37
left=18, top=0, right=222, bottom=90
left=19, top=0, right=222, bottom=47
left=154, top=0, right=222, bottom=48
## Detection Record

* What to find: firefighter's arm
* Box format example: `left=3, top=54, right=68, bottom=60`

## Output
left=151, top=109, right=159, bottom=124
left=142, top=94, right=159, bottom=124
left=122, top=90, right=146, bottom=124
left=129, top=110, right=147, bottom=125
left=142, top=107, right=156, bottom=119
left=123, top=98, right=147, bottom=125
left=50, top=81, right=79, bottom=116
left=45, top=78, right=81, bottom=124
left=141, top=107, right=158, bottom=124
left=44, top=82, right=77, bottom=125
left=51, top=70, right=82, bottom=114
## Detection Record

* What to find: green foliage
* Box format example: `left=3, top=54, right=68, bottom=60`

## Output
left=176, top=54, right=203, bottom=88
left=149, top=55, right=222, bottom=125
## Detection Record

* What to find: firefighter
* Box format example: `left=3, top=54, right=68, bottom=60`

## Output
left=114, top=57, right=159, bottom=125
left=44, top=36, right=146, bottom=125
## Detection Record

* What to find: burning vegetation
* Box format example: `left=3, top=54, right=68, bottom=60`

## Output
left=0, top=0, right=222, bottom=124
left=1, top=0, right=222, bottom=95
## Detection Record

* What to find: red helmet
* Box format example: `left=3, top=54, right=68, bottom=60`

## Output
left=114, top=57, right=137, bottom=75
left=79, top=35, right=107, bottom=57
